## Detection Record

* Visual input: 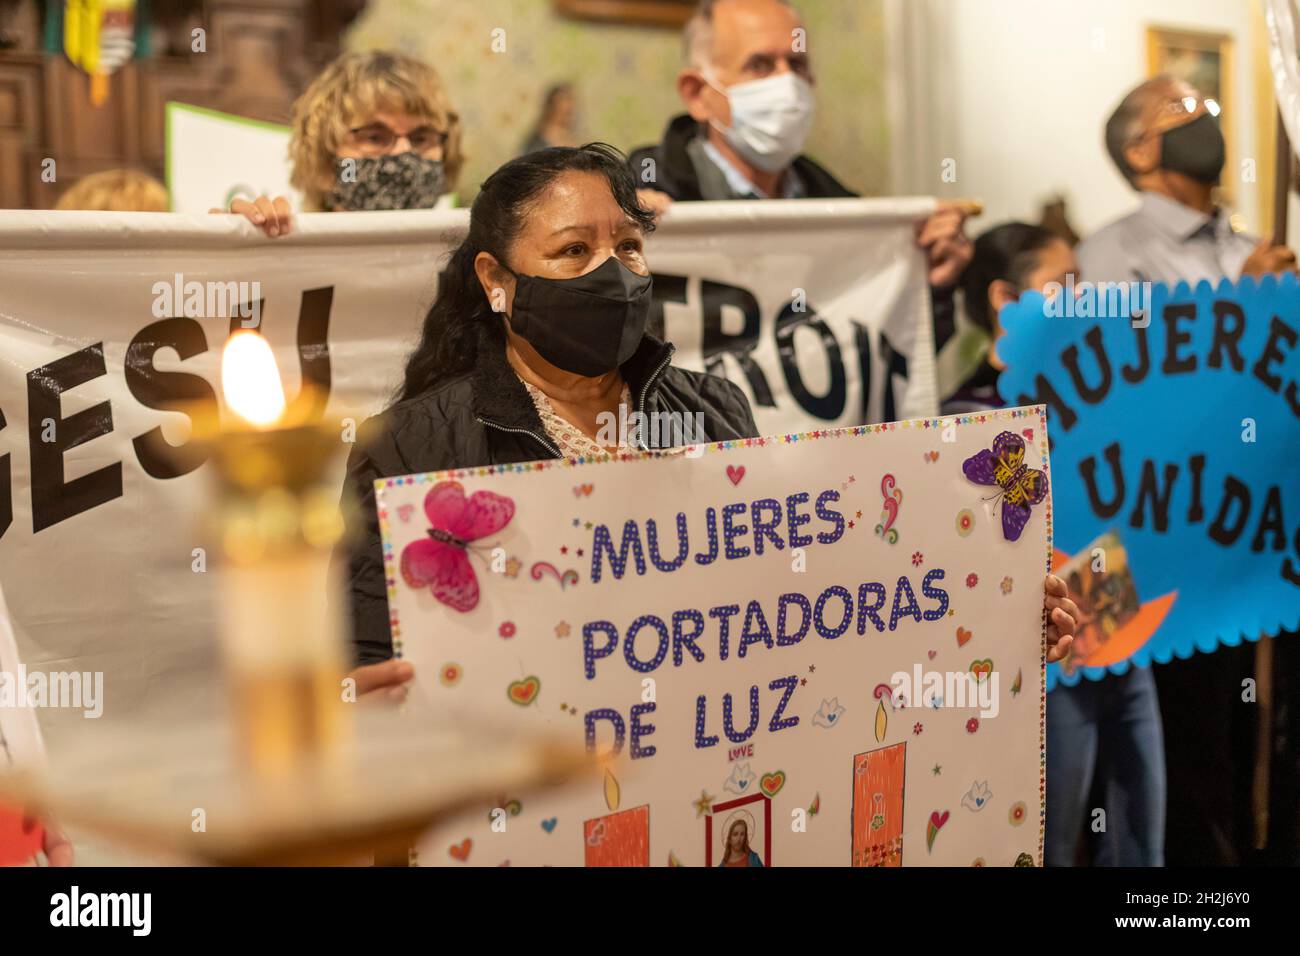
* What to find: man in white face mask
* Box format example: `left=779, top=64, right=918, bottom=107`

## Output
left=630, top=0, right=973, bottom=288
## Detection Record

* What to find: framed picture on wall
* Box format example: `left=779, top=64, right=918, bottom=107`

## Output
left=1146, top=26, right=1236, bottom=203
left=553, top=0, right=696, bottom=28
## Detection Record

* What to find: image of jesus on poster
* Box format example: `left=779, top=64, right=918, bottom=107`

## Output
left=717, top=810, right=764, bottom=868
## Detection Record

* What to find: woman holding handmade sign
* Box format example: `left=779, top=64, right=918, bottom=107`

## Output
left=333, top=144, right=1081, bottom=708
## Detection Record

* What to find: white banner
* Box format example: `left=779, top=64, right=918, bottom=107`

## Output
left=0, top=201, right=934, bottom=768
left=1266, top=0, right=1300, bottom=157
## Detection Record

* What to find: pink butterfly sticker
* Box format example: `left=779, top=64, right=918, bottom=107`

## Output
left=400, top=481, right=515, bottom=612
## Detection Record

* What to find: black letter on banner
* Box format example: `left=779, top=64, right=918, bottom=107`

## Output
left=1161, top=302, right=1198, bottom=375
left=851, top=322, right=908, bottom=424
left=1284, top=527, right=1300, bottom=587
left=1016, top=374, right=1077, bottom=432
left=0, top=405, right=10, bottom=539
left=28, top=344, right=122, bottom=532
left=878, top=333, right=909, bottom=424
left=1208, top=300, right=1246, bottom=372
left=1128, top=459, right=1179, bottom=532
left=1208, top=476, right=1251, bottom=547
left=1121, top=323, right=1151, bottom=384
left=774, top=300, right=846, bottom=420
left=647, top=272, right=687, bottom=341
left=1060, top=325, right=1112, bottom=404
left=228, top=288, right=334, bottom=421
left=852, top=320, right=872, bottom=421
left=126, top=318, right=219, bottom=479
left=700, top=280, right=775, bottom=407
left=1252, top=316, right=1300, bottom=416
left=1078, top=442, right=1125, bottom=518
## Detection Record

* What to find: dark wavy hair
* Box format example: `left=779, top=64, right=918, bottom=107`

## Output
left=394, top=142, right=656, bottom=404
left=959, top=221, right=1061, bottom=333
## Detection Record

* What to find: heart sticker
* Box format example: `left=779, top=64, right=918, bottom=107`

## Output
left=956, top=627, right=973, bottom=647
left=760, top=770, right=786, bottom=797
left=507, top=676, right=541, bottom=706
left=726, top=464, right=746, bottom=486
left=448, top=838, right=472, bottom=862
left=969, top=659, right=993, bottom=681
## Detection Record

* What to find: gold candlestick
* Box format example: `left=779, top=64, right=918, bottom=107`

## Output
left=208, top=333, right=351, bottom=783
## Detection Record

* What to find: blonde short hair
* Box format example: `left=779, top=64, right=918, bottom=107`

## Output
left=55, top=169, right=169, bottom=211
left=289, top=50, right=463, bottom=210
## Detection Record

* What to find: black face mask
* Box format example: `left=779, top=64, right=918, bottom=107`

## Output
left=1160, top=113, right=1225, bottom=185
left=505, top=256, right=652, bottom=376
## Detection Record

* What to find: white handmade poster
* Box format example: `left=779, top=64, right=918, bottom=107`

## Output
left=380, top=406, right=1053, bottom=867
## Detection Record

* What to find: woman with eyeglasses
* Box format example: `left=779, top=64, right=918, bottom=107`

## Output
left=215, top=50, right=462, bottom=236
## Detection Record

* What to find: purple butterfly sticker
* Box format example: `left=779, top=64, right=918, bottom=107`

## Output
left=962, top=431, right=1048, bottom=542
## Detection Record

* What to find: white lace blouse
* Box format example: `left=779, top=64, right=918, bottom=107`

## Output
left=520, top=378, right=631, bottom=459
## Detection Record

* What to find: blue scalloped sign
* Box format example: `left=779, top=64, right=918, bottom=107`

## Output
left=996, top=274, right=1299, bottom=689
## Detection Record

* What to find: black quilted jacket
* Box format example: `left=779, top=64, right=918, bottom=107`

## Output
left=334, top=327, right=758, bottom=665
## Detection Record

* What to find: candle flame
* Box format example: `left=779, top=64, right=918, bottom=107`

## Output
left=222, top=332, right=286, bottom=428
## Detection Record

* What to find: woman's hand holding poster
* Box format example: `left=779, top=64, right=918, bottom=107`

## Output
left=378, top=406, right=1053, bottom=866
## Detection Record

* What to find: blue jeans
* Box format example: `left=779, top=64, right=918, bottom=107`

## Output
left=1046, top=666, right=1165, bottom=866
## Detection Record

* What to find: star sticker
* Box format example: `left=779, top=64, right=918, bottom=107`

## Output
left=933, top=764, right=942, bottom=776
left=855, top=510, right=862, bottom=518
left=692, top=790, right=715, bottom=817
left=800, top=678, right=807, bottom=686
left=560, top=546, right=568, bottom=555
left=576, top=548, right=584, bottom=557
left=849, top=475, right=856, bottom=483
left=554, top=621, right=571, bottom=638
left=504, top=557, right=522, bottom=579
left=808, top=665, right=816, bottom=673
left=572, top=518, right=580, bottom=527
left=848, top=520, right=855, bottom=529
left=584, top=522, right=593, bottom=530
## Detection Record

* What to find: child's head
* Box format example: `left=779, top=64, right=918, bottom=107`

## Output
left=55, top=169, right=169, bottom=212
left=960, top=222, right=1077, bottom=368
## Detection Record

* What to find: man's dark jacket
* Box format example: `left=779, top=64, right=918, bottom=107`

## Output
left=336, top=326, right=758, bottom=666
left=629, top=114, right=856, bottom=200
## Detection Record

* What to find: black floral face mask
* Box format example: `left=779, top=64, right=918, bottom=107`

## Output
left=328, top=152, right=446, bottom=211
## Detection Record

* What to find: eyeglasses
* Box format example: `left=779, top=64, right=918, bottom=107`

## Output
left=1129, top=93, right=1222, bottom=143
left=1158, top=93, right=1221, bottom=118
left=347, top=123, right=448, bottom=156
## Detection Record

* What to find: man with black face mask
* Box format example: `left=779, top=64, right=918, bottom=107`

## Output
left=1080, top=75, right=1296, bottom=284
left=1078, top=76, right=1296, bottom=869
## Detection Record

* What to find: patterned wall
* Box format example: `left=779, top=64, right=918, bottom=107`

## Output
left=347, top=0, right=890, bottom=200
